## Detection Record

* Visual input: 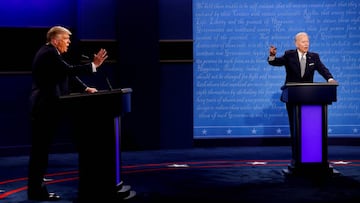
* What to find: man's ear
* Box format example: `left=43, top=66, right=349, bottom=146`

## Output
left=50, top=38, right=58, bottom=46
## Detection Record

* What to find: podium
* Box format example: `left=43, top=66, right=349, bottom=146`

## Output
left=59, top=88, right=135, bottom=202
left=280, top=82, right=339, bottom=176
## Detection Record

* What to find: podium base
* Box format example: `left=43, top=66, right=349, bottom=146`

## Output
left=74, top=190, right=136, bottom=203
left=282, top=163, right=340, bottom=177
left=117, top=181, right=137, bottom=200
left=123, top=190, right=137, bottom=200
left=74, top=181, right=136, bottom=203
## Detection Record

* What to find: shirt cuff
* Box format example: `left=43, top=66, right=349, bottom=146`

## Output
left=91, top=62, right=97, bottom=72
left=268, top=56, right=275, bottom=61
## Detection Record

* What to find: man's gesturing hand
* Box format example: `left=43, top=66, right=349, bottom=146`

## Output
left=93, top=48, right=108, bottom=68
left=269, top=45, right=277, bottom=56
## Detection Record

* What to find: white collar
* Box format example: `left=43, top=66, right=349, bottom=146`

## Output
left=297, top=50, right=306, bottom=59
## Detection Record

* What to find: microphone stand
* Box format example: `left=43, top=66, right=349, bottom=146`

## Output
left=81, top=54, right=113, bottom=91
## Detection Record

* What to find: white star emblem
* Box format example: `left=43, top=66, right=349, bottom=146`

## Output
left=353, top=128, right=358, bottom=133
left=226, top=128, right=232, bottom=135
left=167, top=164, right=189, bottom=168
left=328, top=128, right=333, bottom=134
left=251, top=128, right=257, bottom=134
left=247, top=161, right=267, bottom=165
left=331, top=161, right=351, bottom=165
left=202, top=129, right=207, bottom=135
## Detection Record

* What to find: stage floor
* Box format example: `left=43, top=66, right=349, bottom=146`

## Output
left=1, top=146, right=360, bottom=203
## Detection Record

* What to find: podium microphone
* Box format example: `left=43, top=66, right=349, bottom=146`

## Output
left=104, top=74, right=113, bottom=91
left=81, top=54, right=113, bottom=91
left=81, top=54, right=90, bottom=60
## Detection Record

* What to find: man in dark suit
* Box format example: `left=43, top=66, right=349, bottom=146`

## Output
left=267, top=32, right=337, bottom=165
left=28, top=25, right=108, bottom=201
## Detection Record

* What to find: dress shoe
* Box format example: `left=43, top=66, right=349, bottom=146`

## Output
left=28, top=192, right=61, bottom=201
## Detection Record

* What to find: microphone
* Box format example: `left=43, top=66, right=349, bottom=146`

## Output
left=104, top=73, right=113, bottom=91
left=81, top=54, right=113, bottom=91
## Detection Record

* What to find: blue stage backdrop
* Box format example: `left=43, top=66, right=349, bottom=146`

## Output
left=0, top=0, right=75, bottom=27
left=193, top=0, right=360, bottom=138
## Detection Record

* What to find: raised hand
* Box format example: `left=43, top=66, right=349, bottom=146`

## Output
left=269, top=45, right=277, bottom=56
left=93, top=48, right=108, bottom=68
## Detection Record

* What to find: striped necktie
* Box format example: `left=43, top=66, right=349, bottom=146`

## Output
left=300, top=54, right=306, bottom=77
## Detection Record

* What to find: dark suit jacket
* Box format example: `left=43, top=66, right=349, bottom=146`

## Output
left=268, top=49, right=333, bottom=84
left=268, top=49, right=334, bottom=103
left=30, top=44, right=94, bottom=117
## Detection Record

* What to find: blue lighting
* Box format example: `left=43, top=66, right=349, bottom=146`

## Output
left=0, top=0, right=75, bottom=27
left=301, top=105, right=323, bottom=163
left=114, top=116, right=121, bottom=184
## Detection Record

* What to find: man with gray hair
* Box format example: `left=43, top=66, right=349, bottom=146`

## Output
left=267, top=32, right=337, bottom=166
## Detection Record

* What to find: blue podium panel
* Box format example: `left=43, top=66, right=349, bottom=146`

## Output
left=301, top=105, right=322, bottom=163
left=115, top=116, right=121, bottom=184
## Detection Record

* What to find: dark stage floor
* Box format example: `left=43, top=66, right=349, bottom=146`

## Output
left=1, top=145, right=360, bottom=203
